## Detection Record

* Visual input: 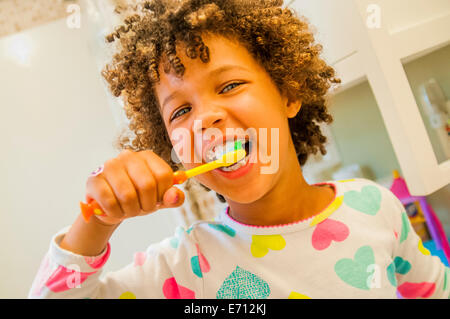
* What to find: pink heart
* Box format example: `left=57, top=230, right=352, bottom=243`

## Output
left=312, top=218, right=349, bottom=251
left=162, top=277, right=195, bottom=299
left=133, top=252, right=147, bottom=267
left=196, top=244, right=210, bottom=273
left=84, top=243, right=111, bottom=269
left=45, top=266, right=97, bottom=293
left=397, top=282, right=436, bottom=299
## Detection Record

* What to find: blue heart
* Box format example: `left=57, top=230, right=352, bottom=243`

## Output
left=216, top=266, right=270, bottom=299
left=399, top=212, right=410, bottom=243
left=394, top=256, right=411, bottom=275
left=191, top=256, right=202, bottom=278
left=169, top=226, right=186, bottom=248
left=208, top=223, right=236, bottom=237
left=334, top=246, right=376, bottom=290
left=386, top=262, right=397, bottom=287
left=344, top=185, right=381, bottom=216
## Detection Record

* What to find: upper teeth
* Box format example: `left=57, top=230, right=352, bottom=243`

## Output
left=205, top=139, right=246, bottom=162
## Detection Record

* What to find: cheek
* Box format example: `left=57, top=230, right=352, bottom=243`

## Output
left=238, top=83, right=286, bottom=118
left=237, top=97, right=285, bottom=129
left=169, top=128, right=196, bottom=166
left=252, top=114, right=290, bottom=156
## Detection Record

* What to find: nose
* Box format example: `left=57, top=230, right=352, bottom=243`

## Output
left=192, top=104, right=227, bottom=133
left=191, top=104, right=227, bottom=163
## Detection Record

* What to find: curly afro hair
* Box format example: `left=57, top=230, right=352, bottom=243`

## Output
left=102, top=0, right=341, bottom=172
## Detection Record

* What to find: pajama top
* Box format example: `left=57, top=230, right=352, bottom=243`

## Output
left=28, top=178, right=450, bottom=299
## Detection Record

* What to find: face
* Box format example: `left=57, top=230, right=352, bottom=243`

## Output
left=154, top=33, right=301, bottom=204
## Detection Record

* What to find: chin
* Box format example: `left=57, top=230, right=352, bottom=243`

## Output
left=216, top=177, right=275, bottom=204
left=194, top=162, right=278, bottom=204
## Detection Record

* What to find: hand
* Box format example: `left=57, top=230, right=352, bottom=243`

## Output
left=85, top=150, right=185, bottom=225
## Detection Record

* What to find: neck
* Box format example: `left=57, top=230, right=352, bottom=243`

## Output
left=226, top=146, right=334, bottom=226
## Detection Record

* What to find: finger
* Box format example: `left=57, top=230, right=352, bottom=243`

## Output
left=138, top=150, right=174, bottom=203
left=86, top=174, right=124, bottom=220
left=102, top=158, right=141, bottom=218
left=120, top=151, right=157, bottom=214
left=159, top=187, right=185, bottom=209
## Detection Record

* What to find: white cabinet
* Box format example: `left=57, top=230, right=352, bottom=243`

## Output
left=380, top=0, right=450, bottom=34
left=286, top=0, right=450, bottom=195
left=286, top=0, right=360, bottom=66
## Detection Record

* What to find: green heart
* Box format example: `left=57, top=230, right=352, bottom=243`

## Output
left=387, top=256, right=412, bottom=287
left=399, top=211, right=410, bottom=243
left=169, top=226, right=186, bottom=248
left=344, top=185, right=381, bottom=216
left=208, top=223, right=236, bottom=237
left=444, top=267, right=450, bottom=291
left=216, top=266, right=271, bottom=299
left=335, top=246, right=375, bottom=290
left=394, top=256, right=411, bottom=275
left=386, top=262, right=397, bottom=287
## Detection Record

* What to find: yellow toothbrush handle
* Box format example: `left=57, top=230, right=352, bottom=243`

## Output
left=172, top=162, right=222, bottom=184
left=172, top=149, right=246, bottom=184
left=185, top=161, right=223, bottom=178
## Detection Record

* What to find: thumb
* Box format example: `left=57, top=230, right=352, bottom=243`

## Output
left=161, top=186, right=185, bottom=208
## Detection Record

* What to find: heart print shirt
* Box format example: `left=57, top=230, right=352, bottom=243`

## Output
left=28, top=178, right=450, bottom=299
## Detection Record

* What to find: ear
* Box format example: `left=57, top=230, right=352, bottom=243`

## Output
left=285, top=98, right=302, bottom=119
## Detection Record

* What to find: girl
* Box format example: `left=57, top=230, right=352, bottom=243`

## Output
left=29, top=0, right=449, bottom=299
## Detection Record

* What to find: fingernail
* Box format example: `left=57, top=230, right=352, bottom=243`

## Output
left=171, top=194, right=179, bottom=204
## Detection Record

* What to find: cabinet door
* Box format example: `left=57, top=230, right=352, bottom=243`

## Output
left=379, top=0, right=450, bottom=34
left=286, top=0, right=360, bottom=66
left=380, top=0, right=450, bottom=63
left=351, top=0, right=450, bottom=195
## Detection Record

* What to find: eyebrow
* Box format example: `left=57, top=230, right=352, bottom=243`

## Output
left=161, top=65, right=250, bottom=110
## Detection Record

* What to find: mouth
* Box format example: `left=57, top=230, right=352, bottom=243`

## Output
left=219, top=139, right=252, bottom=172
left=204, top=138, right=253, bottom=173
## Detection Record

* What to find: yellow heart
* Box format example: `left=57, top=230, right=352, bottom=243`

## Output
left=310, top=195, right=344, bottom=227
left=251, top=235, right=286, bottom=258
left=418, top=239, right=430, bottom=256
left=119, top=291, right=136, bottom=299
left=288, top=291, right=311, bottom=299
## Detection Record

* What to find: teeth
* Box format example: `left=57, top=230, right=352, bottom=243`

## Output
left=219, top=154, right=249, bottom=172
left=205, top=139, right=247, bottom=162
left=205, top=149, right=216, bottom=162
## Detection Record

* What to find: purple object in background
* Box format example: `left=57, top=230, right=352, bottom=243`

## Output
left=390, top=170, right=450, bottom=265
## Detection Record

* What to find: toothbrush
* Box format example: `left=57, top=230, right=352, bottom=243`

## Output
left=80, top=140, right=246, bottom=222
left=172, top=140, right=246, bottom=184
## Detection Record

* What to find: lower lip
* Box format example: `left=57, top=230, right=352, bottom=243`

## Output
left=214, top=153, right=255, bottom=179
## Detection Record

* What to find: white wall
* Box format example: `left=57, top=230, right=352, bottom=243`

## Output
left=0, top=18, right=180, bottom=298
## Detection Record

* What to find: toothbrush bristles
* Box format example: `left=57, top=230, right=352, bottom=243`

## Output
left=234, top=140, right=242, bottom=151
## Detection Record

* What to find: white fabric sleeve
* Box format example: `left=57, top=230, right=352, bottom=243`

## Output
left=28, top=226, right=202, bottom=299
left=386, top=190, right=450, bottom=299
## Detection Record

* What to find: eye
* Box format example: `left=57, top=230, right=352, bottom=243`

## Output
left=170, top=106, right=191, bottom=122
left=169, top=82, right=244, bottom=122
left=220, top=81, right=244, bottom=94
